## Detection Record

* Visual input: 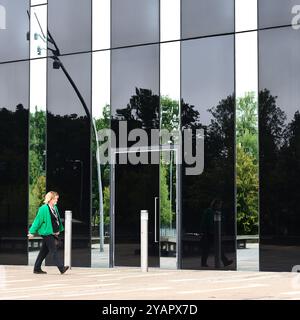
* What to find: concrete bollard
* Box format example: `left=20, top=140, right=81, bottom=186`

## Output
left=141, top=210, right=148, bottom=272
left=64, top=210, right=72, bottom=269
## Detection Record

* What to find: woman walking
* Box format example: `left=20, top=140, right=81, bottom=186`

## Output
left=28, top=191, right=69, bottom=274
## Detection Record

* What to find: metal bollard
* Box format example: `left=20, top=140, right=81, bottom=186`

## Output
left=141, top=210, right=148, bottom=272
left=214, top=210, right=222, bottom=269
left=64, top=210, right=72, bottom=269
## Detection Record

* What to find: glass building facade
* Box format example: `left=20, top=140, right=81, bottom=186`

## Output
left=0, top=0, right=299, bottom=272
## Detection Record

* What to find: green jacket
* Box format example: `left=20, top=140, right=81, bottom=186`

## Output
left=29, top=204, right=64, bottom=236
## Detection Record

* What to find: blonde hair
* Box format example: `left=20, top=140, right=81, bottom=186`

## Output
left=44, top=191, right=59, bottom=204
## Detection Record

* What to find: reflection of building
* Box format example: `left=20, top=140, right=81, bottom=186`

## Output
left=0, top=1, right=300, bottom=272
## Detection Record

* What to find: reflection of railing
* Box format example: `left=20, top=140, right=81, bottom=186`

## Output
left=237, top=235, right=259, bottom=249
left=160, top=228, right=176, bottom=237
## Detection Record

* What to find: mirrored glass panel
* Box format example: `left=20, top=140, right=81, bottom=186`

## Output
left=181, top=35, right=236, bottom=270
left=259, top=0, right=300, bottom=29
left=0, top=61, right=29, bottom=265
left=0, top=0, right=29, bottom=62
left=47, top=53, right=91, bottom=267
left=181, top=0, right=234, bottom=39
left=259, top=26, right=300, bottom=271
left=48, top=0, right=91, bottom=55
left=111, top=44, right=159, bottom=150
left=111, top=0, right=159, bottom=48
left=113, top=150, right=160, bottom=267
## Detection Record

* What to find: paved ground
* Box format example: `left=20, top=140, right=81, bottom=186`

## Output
left=1, top=265, right=300, bottom=300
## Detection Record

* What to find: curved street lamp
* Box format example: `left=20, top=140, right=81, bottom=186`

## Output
left=28, top=10, right=105, bottom=252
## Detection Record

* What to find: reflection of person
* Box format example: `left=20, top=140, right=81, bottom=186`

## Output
left=200, top=198, right=233, bottom=268
left=27, top=191, right=69, bottom=275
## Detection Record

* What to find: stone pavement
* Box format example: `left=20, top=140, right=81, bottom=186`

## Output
left=0, top=265, right=300, bottom=300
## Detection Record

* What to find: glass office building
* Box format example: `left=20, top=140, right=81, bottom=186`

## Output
left=0, top=1, right=299, bottom=272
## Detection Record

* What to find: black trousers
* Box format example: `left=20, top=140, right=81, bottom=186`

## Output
left=34, top=235, right=64, bottom=272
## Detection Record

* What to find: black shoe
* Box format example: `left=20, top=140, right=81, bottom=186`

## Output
left=201, top=263, right=209, bottom=267
left=33, top=269, right=47, bottom=274
left=60, top=266, right=69, bottom=274
left=223, top=259, right=233, bottom=267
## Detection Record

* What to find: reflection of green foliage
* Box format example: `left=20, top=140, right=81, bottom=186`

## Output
left=29, top=108, right=46, bottom=185
left=92, top=104, right=110, bottom=227
left=93, top=186, right=110, bottom=226
left=160, top=163, right=174, bottom=227
left=29, top=175, right=46, bottom=223
left=237, top=92, right=258, bottom=160
left=161, top=96, right=179, bottom=132
left=236, top=145, right=258, bottom=234
left=236, top=92, right=258, bottom=234
left=29, top=107, right=46, bottom=224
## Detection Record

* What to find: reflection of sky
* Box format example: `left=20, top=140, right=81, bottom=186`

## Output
left=182, top=0, right=234, bottom=38
left=47, top=54, right=91, bottom=117
left=111, top=0, right=159, bottom=47
left=111, top=45, right=159, bottom=114
left=0, top=61, right=29, bottom=112
left=259, top=27, right=300, bottom=122
left=181, top=36, right=234, bottom=125
left=259, top=0, right=300, bottom=28
left=0, top=1, right=29, bottom=62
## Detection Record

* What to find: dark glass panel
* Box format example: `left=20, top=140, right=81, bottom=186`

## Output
left=111, top=0, right=159, bottom=48
left=181, top=0, right=234, bottom=39
left=259, top=0, right=300, bottom=29
left=47, top=53, right=91, bottom=267
left=0, top=61, right=29, bottom=265
left=114, top=152, right=159, bottom=267
left=111, top=44, right=159, bottom=149
left=0, top=0, right=29, bottom=62
left=259, top=27, right=300, bottom=271
left=48, top=0, right=91, bottom=55
left=181, top=35, right=236, bottom=270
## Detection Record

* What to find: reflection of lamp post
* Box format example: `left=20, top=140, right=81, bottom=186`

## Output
left=168, top=140, right=173, bottom=231
left=72, top=160, right=83, bottom=219
left=28, top=12, right=105, bottom=252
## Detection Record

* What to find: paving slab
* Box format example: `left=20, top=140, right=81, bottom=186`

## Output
left=0, top=266, right=300, bottom=300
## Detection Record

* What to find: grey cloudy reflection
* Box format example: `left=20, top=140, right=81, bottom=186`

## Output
left=111, top=44, right=159, bottom=114
left=259, top=0, right=300, bottom=29
left=181, top=35, right=234, bottom=125
left=0, top=0, right=29, bottom=62
left=111, top=0, right=159, bottom=48
left=48, top=0, right=91, bottom=54
left=47, top=54, right=91, bottom=117
left=182, top=0, right=234, bottom=39
left=0, top=61, right=29, bottom=111
left=259, top=27, right=300, bottom=122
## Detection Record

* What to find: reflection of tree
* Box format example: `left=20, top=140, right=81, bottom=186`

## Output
left=259, top=89, right=300, bottom=240
left=259, top=89, right=286, bottom=237
left=236, top=92, right=258, bottom=235
left=47, top=111, right=90, bottom=230
left=112, top=89, right=176, bottom=224
left=0, top=105, right=28, bottom=232
left=29, top=108, right=46, bottom=223
left=112, top=88, right=159, bottom=148
left=182, top=95, right=235, bottom=242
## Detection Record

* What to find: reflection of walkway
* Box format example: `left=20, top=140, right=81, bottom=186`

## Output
left=237, top=243, right=259, bottom=271
left=29, top=243, right=259, bottom=270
